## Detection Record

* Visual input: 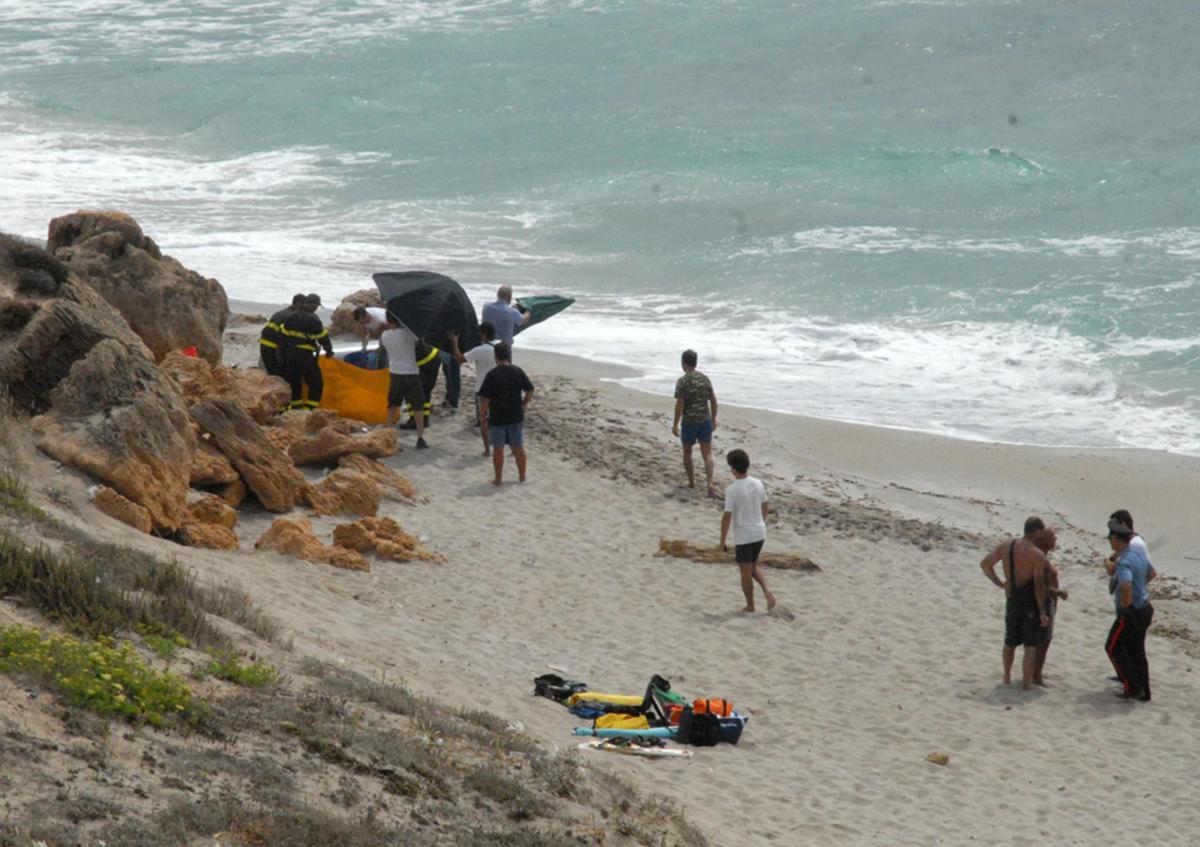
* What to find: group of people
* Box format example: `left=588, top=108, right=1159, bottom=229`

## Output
left=979, top=510, right=1156, bottom=701
left=261, top=285, right=536, bottom=484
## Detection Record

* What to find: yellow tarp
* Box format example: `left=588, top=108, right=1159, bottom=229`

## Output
left=318, top=357, right=389, bottom=424
left=594, top=713, right=650, bottom=730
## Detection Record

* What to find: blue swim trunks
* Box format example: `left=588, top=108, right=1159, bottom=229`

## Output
left=489, top=422, right=524, bottom=448
left=680, top=419, right=713, bottom=446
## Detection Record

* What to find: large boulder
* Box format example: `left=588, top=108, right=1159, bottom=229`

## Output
left=160, top=351, right=290, bottom=424
left=190, top=399, right=307, bottom=513
left=32, top=339, right=195, bottom=532
left=48, top=211, right=229, bottom=365
left=256, top=516, right=367, bottom=571
left=177, top=522, right=238, bottom=550
left=329, top=289, right=383, bottom=337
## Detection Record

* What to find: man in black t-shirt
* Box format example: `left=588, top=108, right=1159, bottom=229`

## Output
left=476, top=342, right=535, bottom=486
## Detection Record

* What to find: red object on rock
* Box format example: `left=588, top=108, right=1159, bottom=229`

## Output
left=181, top=345, right=198, bottom=357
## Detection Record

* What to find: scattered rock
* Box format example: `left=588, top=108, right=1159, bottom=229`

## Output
left=48, top=211, right=229, bottom=364
left=91, top=485, right=153, bottom=534
left=214, top=478, right=248, bottom=508
left=655, top=538, right=822, bottom=572
left=926, top=752, right=950, bottom=766
left=305, top=469, right=381, bottom=517
left=177, top=522, right=238, bottom=550
left=255, top=515, right=367, bottom=571
left=337, top=453, right=418, bottom=502
left=332, top=516, right=444, bottom=563
left=191, top=399, right=306, bottom=513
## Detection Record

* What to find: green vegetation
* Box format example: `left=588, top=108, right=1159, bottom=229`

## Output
left=198, top=651, right=279, bottom=688
left=0, top=624, right=203, bottom=727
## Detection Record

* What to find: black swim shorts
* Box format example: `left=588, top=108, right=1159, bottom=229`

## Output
left=1004, top=608, right=1044, bottom=648
left=388, top=373, right=424, bottom=410
left=735, top=540, right=764, bottom=565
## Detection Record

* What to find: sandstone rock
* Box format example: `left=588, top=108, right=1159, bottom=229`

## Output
left=337, top=453, right=418, bottom=502
left=289, top=426, right=399, bottom=467
left=305, top=469, right=381, bottom=517
left=92, top=485, right=153, bottom=534
left=191, top=438, right=240, bottom=486
left=255, top=516, right=368, bottom=571
left=215, top=478, right=248, bottom=508
left=329, top=289, right=383, bottom=337
left=191, top=399, right=306, bottom=513
left=186, top=493, right=238, bottom=529
left=32, top=339, right=194, bottom=532
left=177, top=522, right=239, bottom=550
left=331, top=516, right=444, bottom=563
left=160, top=351, right=290, bottom=424
left=48, top=211, right=229, bottom=365
left=269, top=409, right=358, bottom=437
left=0, top=237, right=153, bottom=416
left=261, top=426, right=298, bottom=456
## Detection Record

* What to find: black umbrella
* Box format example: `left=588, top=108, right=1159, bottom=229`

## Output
left=372, top=271, right=481, bottom=352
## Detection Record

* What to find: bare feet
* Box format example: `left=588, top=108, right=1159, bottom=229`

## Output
left=1003, top=677, right=1012, bottom=686
left=491, top=479, right=502, bottom=486
left=1033, top=678, right=1047, bottom=688
left=766, top=593, right=778, bottom=610
left=739, top=605, right=755, bottom=613
left=706, top=487, right=719, bottom=499
left=483, top=448, right=491, bottom=457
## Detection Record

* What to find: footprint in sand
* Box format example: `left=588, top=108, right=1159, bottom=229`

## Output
left=768, top=603, right=797, bottom=622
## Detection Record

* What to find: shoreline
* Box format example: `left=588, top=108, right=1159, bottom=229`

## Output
left=237, top=298, right=1200, bottom=583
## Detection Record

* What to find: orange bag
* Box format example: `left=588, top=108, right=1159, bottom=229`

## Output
left=317, top=356, right=389, bottom=424
left=692, top=698, right=733, bottom=718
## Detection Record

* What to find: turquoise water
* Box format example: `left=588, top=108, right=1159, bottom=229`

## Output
left=3, top=1, right=1200, bottom=451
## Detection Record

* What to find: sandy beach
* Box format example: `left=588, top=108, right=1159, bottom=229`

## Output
left=153, top=305, right=1200, bottom=844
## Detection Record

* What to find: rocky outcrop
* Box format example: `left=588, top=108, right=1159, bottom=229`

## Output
left=289, top=426, right=399, bottom=467
left=91, top=485, right=153, bottom=534
left=332, top=516, right=443, bottom=563
left=337, top=453, right=418, bottom=502
left=329, top=289, right=383, bottom=337
left=191, top=399, right=307, bottom=513
left=255, top=516, right=367, bottom=571
left=215, top=478, right=248, bottom=508
left=32, top=339, right=195, bottom=532
left=160, top=351, right=290, bottom=424
left=48, top=211, right=229, bottom=365
left=305, top=469, right=380, bottom=517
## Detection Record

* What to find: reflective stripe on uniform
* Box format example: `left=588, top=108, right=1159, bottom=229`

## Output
left=416, top=347, right=440, bottom=367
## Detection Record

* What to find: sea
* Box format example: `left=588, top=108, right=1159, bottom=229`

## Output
left=3, top=0, right=1200, bottom=454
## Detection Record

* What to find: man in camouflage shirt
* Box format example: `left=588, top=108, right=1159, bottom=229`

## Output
left=671, top=349, right=719, bottom=497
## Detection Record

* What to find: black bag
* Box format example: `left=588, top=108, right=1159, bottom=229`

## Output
left=533, top=673, right=587, bottom=703
left=676, top=705, right=744, bottom=746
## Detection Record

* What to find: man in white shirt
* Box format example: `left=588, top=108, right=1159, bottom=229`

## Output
left=719, top=448, right=777, bottom=613
left=480, top=285, right=530, bottom=346
left=447, top=321, right=498, bottom=454
left=352, top=305, right=390, bottom=368
left=378, top=312, right=427, bottom=449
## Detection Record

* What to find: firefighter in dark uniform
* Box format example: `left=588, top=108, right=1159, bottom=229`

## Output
left=400, top=341, right=441, bottom=428
left=259, top=293, right=306, bottom=377
left=280, top=293, right=334, bottom=410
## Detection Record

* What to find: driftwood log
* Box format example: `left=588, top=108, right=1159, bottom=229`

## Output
left=656, top=539, right=822, bottom=572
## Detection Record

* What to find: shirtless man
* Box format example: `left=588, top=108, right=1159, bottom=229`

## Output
left=1032, top=526, right=1069, bottom=686
left=979, top=517, right=1053, bottom=690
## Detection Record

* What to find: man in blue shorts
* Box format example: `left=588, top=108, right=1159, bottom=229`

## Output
left=477, top=342, right=535, bottom=486
left=671, top=349, right=718, bottom=497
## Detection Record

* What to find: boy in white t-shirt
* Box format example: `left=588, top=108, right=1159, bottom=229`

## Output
left=720, top=449, right=777, bottom=613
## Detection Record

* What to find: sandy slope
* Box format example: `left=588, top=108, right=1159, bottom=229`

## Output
left=46, top=310, right=1200, bottom=845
